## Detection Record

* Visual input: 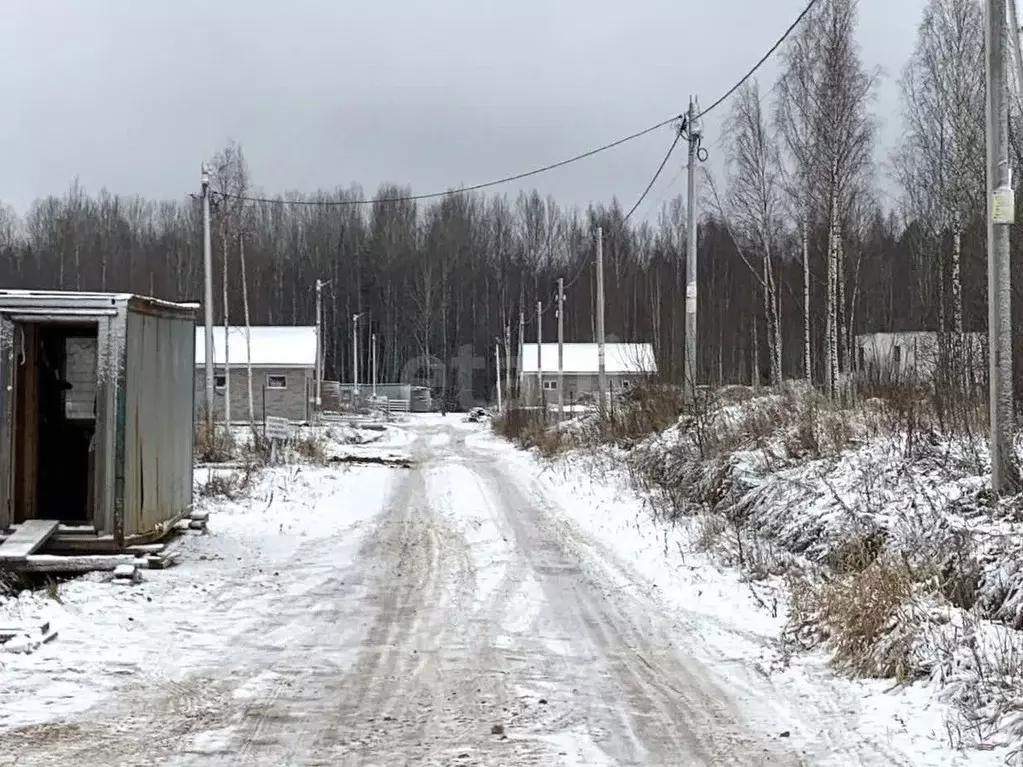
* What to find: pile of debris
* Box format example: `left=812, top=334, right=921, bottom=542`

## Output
left=0, top=508, right=209, bottom=577
left=0, top=619, right=57, bottom=654
left=466, top=407, right=491, bottom=423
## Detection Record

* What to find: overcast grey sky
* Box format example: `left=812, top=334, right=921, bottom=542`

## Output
left=0, top=0, right=923, bottom=215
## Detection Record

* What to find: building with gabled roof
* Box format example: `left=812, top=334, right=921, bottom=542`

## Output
left=194, top=326, right=316, bottom=423
left=518, top=342, right=656, bottom=402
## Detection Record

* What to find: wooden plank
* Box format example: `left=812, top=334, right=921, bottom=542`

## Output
left=146, top=550, right=180, bottom=570
left=0, top=520, right=59, bottom=562
left=16, top=553, right=139, bottom=573
left=0, top=621, right=49, bottom=639
left=126, top=543, right=165, bottom=554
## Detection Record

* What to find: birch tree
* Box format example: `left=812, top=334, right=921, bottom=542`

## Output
left=727, top=80, right=784, bottom=384
left=209, top=142, right=249, bottom=430
left=776, top=0, right=875, bottom=397
left=893, top=0, right=985, bottom=338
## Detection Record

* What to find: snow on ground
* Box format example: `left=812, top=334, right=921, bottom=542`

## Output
left=4, top=406, right=1017, bottom=764
left=473, top=421, right=1012, bottom=765
left=0, top=461, right=400, bottom=732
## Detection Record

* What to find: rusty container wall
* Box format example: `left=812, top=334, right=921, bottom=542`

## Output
left=121, top=301, right=196, bottom=543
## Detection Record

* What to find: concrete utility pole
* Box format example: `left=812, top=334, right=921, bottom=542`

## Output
left=352, top=313, right=361, bottom=396
left=239, top=232, right=255, bottom=429
left=222, top=226, right=231, bottom=429
left=315, top=279, right=323, bottom=420
left=986, top=0, right=1018, bottom=493
left=518, top=308, right=525, bottom=399
left=495, top=342, right=503, bottom=411
left=371, top=332, right=378, bottom=398
left=536, top=300, right=543, bottom=407
left=504, top=323, right=512, bottom=408
left=201, top=164, right=215, bottom=432
left=684, top=97, right=701, bottom=398
left=596, top=226, right=607, bottom=414
left=557, top=277, right=565, bottom=421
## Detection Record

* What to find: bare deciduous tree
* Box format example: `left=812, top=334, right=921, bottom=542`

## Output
left=776, top=0, right=876, bottom=397
left=727, top=80, right=784, bottom=385
left=893, top=0, right=985, bottom=337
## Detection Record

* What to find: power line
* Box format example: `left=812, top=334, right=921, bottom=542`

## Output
left=695, top=0, right=821, bottom=120
left=623, top=131, right=682, bottom=223
left=561, top=121, right=688, bottom=293
left=216, top=115, right=682, bottom=208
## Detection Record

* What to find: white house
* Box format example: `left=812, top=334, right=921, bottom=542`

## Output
left=855, top=331, right=985, bottom=383
left=194, top=326, right=317, bottom=422
left=518, top=342, right=657, bottom=402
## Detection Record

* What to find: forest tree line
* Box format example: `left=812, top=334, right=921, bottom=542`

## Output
left=0, top=0, right=1021, bottom=402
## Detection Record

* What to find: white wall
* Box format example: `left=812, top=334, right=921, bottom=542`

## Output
left=855, top=332, right=985, bottom=382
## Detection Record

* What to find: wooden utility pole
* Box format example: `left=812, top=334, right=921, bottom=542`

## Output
left=557, top=277, right=565, bottom=421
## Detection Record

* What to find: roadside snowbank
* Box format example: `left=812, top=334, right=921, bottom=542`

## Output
left=489, top=384, right=1023, bottom=763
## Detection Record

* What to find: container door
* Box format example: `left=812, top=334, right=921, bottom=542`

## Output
left=0, top=317, right=16, bottom=531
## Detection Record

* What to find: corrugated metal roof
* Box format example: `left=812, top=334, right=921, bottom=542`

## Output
left=520, top=343, right=656, bottom=374
left=194, top=326, right=316, bottom=367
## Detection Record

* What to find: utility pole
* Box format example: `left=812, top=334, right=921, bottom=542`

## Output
left=315, top=279, right=322, bottom=421
left=201, top=164, right=215, bottom=433
left=684, top=96, right=701, bottom=399
left=352, top=313, right=360, bottom=396
left=557, top=277, right=565, bottom=421
left=986, top=0, right=1018, bottom=493
left=504, top=322, right=512, bottom=408
left=596, top=226, right=607, bottom=414
left=495, top=342, right=503, bottom=411
left=536, top=300, right=543, bottom=407
left=371, top=332, right=378, bottom=398
left=239, top=232, right=255, bottom=429
left=518, top=307, right=525, bottom=399
left=221, top=218, right=231, bottom=429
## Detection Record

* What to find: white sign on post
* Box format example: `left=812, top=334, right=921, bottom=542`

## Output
left=264, top=416, right=291, bottom=441
left=264, top=416, right=292, bottom=464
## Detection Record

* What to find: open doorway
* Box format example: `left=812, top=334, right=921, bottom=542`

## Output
left=13, top=322, right=98, bottom=525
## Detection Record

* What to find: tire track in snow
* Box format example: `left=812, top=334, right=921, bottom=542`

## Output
left=305, top=429, right=559, bottom=766
left=471, top=445, right=806, bottom=766
left=1, top=468, right=406, bottom=767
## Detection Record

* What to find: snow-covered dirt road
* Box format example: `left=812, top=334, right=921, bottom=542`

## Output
left=0, top=418, right=955, bottom=765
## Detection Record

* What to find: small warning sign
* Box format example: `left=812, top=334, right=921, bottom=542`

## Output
left=993, top=186, right=1015, bottom=225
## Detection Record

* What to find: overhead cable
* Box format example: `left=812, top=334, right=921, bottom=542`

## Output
left=695, top=0, right=822, bottom=120
left=215, top=115, right=682, bottom=207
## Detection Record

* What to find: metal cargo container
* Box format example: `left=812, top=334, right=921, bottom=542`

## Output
left=410, top=386, right=433, bottom=412
left=0, top=291, right=198, bottom=553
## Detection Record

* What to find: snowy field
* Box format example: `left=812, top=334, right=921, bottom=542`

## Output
left=0, top=413, right=1008, bottom=764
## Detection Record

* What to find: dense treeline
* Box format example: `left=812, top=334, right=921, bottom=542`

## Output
left=0, top=0, right=1021, bottom=402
